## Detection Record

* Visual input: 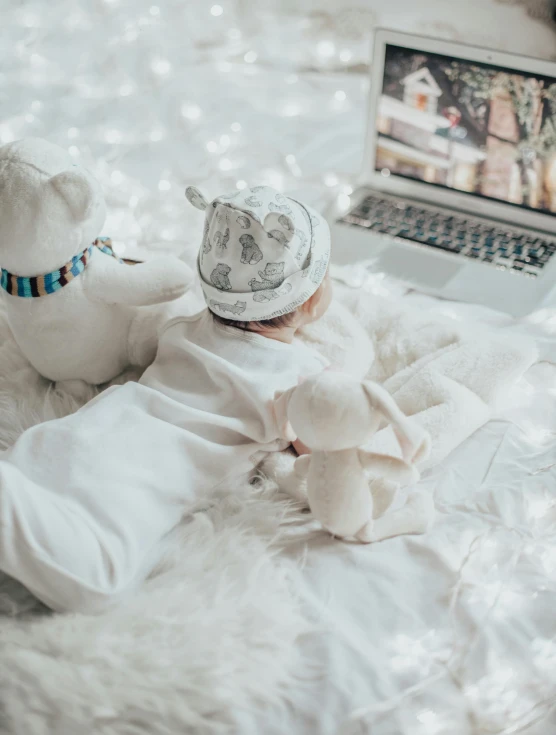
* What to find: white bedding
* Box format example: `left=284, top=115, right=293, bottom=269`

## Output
left=1, top=1, right=556, bottom=733
left=254, top=290, right=556, bottom=735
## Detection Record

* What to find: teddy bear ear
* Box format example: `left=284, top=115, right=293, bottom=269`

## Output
left=46, top=170, right=96, bottom=222
left=185, top=185, right=209, bottom=211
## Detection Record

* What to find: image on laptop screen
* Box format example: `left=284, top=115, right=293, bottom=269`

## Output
left=376, top=44, right=556, bottom=215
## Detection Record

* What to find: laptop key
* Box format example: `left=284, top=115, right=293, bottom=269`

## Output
left=338, top=194, right=556, bottom=275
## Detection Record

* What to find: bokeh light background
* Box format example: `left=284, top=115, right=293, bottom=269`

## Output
left=2, top=0, right=555, bottom=263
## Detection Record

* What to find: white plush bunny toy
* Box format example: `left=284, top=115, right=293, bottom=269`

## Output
left=0, top=138, right=193, bottom=395
left=275, top=371, right=434, bottom=543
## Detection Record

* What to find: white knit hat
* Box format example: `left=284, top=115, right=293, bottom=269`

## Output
left=185, top=184, right=330, bottom=321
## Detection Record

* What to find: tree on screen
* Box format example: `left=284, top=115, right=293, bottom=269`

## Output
left=447, top=61, right=556, bottom=205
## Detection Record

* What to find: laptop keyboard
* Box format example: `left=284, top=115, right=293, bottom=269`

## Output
left=339, top=193, right=556, bottom=278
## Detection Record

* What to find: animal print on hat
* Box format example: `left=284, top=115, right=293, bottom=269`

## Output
left=278, top=214, right=294, bottom=232
left=310, top=256, right=328, bottom=285
left=249, top=262, right=285, bottom=291
left=186, top=184, right=330, bottom=321
left=252, top=282, right=292, bottom=302
left=210, top=299, right=246, bottom=315
left=240, top=234, right=263, bottom=264
left=210, top=263, right=232, bottom=290
left=267, top=229, right=289, bottom=247
left=202, top=221, right=211, bottom=254
left=268, top=201, right=292, bottom=215
left=213, top=227, right=230, bottom=256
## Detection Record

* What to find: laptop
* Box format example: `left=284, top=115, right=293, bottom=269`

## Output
left=327, top=29, right=556, bottom=316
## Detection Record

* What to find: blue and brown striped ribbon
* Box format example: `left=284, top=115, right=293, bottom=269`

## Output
left=1, top=237, right=122, bottom=298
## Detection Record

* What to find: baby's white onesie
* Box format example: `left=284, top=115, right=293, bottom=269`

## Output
left=0, top=310, right=327, bottom=613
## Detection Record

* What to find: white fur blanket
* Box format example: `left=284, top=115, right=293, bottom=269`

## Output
left=298, top=270, right=538, bottom=471
left=0, top=273, right=537, bottom=734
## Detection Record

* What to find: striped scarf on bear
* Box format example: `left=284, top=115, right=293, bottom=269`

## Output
left=0, top=237, right=121, bottom=298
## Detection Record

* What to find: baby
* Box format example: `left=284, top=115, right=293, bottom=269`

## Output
left=0, top=185, right=332, bottom=614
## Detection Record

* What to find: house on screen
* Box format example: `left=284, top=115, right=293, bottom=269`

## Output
left=402, top=67, right=442, bottom=115
left=376, top=65, right=486, bottom=192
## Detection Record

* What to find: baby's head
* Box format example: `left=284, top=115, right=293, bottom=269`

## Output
left=185, top=184, right=332, bottom=338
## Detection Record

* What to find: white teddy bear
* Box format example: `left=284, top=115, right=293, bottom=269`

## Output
left=0, top=138, right=193, bottom=395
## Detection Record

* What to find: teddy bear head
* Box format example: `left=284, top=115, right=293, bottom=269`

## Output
left=0, top=137, right=106, bottom=276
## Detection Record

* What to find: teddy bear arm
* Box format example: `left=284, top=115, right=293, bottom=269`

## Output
left=84, top=255, right=193, bottom=307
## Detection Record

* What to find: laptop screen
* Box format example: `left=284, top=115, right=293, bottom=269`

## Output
left=376, top=44, right=556, bottom=216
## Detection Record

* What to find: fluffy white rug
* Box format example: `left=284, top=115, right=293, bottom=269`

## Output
left=0, top=488, right=312, bottom=735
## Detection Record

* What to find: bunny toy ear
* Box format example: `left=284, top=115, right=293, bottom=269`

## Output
left=185, top=186, right=209, bottom=211
left=362, top=381, right=431, bottom=464
left=263, top=211, right=296, bottom=246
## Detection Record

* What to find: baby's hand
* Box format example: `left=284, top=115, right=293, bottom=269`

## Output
left=292, top=438, right=311, bottom=456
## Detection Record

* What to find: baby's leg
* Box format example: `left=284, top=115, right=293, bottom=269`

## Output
left=0, top=381, right=201, bottom=614
left=0, top=461, right=133, bottom=613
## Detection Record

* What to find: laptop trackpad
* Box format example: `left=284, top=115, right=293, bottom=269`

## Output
left=376, top=245, right=462, bottom=288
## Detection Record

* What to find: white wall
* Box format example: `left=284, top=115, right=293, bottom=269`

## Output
left=264, top=0, right=556, bottom=59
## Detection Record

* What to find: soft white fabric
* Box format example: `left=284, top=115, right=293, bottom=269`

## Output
left=295, top=298, right=376, bottom=379
left=0, top=138, right=193, bottom=391
left=303, top=276, right=538, bottom=468
left=186, top=184, right=330, bottom=321
left=0, top=309, right=326, bottom=613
